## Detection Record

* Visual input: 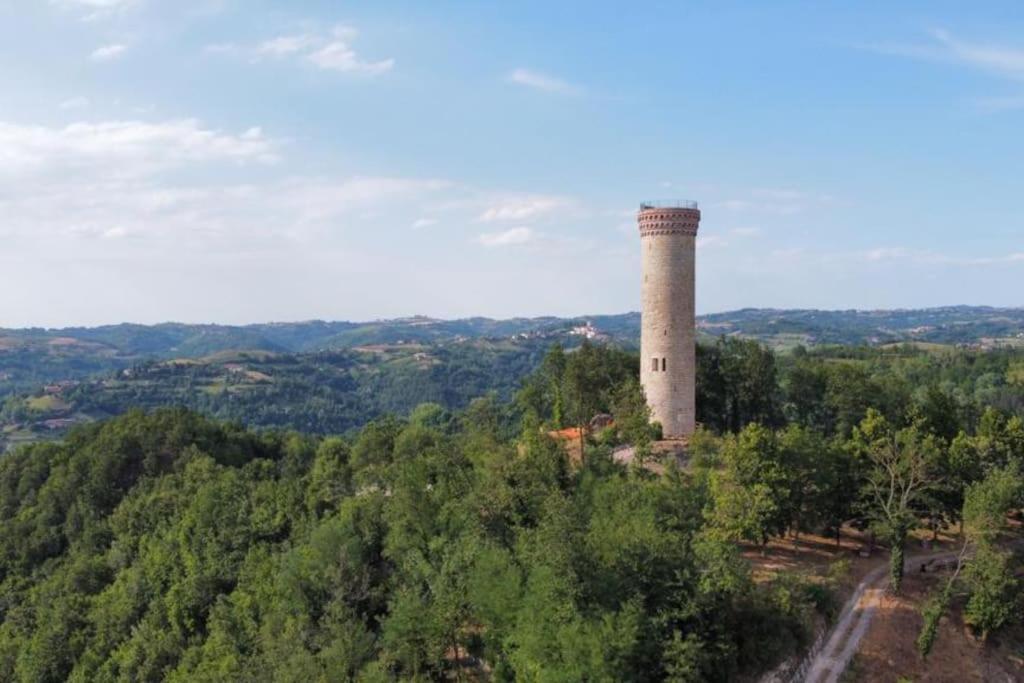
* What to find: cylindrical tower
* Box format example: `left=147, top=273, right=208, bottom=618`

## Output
left=638, top=201, right=700, bottom=439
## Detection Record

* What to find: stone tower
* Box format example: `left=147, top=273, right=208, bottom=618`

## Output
left=638, top=201, right=701, bottom=439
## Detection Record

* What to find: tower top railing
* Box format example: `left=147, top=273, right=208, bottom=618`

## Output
left=639, top=200, right=699, bottom=210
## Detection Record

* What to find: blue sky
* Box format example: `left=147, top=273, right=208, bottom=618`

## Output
left=1, top=0, right=1023, bottom=327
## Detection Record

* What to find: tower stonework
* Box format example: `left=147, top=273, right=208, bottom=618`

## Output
left=638, top=202, right=700, bottom=439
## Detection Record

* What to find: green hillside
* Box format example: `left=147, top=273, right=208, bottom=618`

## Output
left=0, top=406, right=830, bottom=682
left=2, top=337, right=1022, bottom=681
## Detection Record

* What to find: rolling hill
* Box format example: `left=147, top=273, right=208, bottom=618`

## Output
left=3, top=305, right=1024, bottom=450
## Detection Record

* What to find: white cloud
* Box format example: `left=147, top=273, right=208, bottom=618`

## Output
left=478, top=227, right=534, bottom=247
left=209, top=24, right=393, bottom=76
left=90, top=44, right=127, bottom=62
left=59, top=97, right=90, bottom=110
left=308, top=42, right=394, bottom=75
left=0, top=117, right=450, bottom=251
left=0, top=119, right=278, bottom=177
left=508, top=68, right=579, bottom=94
left=479, top=195, right=568, bottom=222
left=258, top=34, right=319, bottom=57
left=412, top=217, right=437, bottom=229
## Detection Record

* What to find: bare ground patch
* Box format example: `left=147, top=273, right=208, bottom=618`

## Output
left=847, top=569, right=1024, bottom=682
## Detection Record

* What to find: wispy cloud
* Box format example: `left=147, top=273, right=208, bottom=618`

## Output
left=508, top=68, right=580, bottom=94
left=478, top=195, right=569, bottom=222
left=0, top=116, right=456, bottom=258
left=715, top=188, right=832, bottom=216
left=90, top=44, right=127, bottom=62
left=208, top=24, right=394, bottom=76
left=972, top=94, right=1024, bottom=112
left=0, top=119, right=277, bottom=176
left=99, top=225, right=134, bottom=240
left=257, top=34, right=319, bottom=57
left=751, top=188, right=810, bottom=202
left=55, top=0, right=138, bottom=20
left=695, top=226, right=761, bottom=251
left=761, top=244, right=1024, bottom=269
left=63, top=0, right=136, bottom=7
left=308, top=43, right=394, bottom=75
left=868, top=29, right=1024, bottom=81
left=411, top=217, right=437, bottom=229
left=59, top=97, right=90, bottom=110
left=697, top=235, right=729, bottom=249
left=478, top=227, right=534, bottom=247
left=862, top=246, right=1024, bottom=267
left=861, top=30, right=1024, bottom=113
left=864, top=247, right=909, bottom=262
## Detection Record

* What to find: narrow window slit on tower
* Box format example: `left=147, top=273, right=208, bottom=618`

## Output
left=661, top=358, right=667, bottom=371
left=651, top=358, right=659, bottom=372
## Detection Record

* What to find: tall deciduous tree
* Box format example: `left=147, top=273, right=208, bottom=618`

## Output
left=854, top=410, right=937, bottom=593
left=709, top=424, right=790, bottom=549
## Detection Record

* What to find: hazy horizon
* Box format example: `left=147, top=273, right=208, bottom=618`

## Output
left=6, top=303, right=1024, bottom=333
left=3, top=1, right=1024, bottom=327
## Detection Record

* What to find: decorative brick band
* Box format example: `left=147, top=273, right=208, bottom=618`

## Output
left=639, top=227, right=699, bottom=237
left=638, top=208, right=701, bottom=237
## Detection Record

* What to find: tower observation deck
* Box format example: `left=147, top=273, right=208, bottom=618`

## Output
left=638, top=201, right=701, bottom=439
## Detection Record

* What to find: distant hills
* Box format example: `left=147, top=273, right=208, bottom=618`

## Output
left=697, top=306, right=1024, bottom=349
left=2, top=306, right=1023, bottom=404
left=3, top=306, right=1023, bottom=362
left=1, top=316, right=605, bottom=358
left=2, top=306, right=1023, bottom=451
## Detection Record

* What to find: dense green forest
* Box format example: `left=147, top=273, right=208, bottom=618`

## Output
left=0, top=408, right=832, bottom=682
left=1, top=337, right=1023, bottom=681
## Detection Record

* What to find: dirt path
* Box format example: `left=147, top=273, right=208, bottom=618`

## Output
left=803, top=549, right=958, bottom=683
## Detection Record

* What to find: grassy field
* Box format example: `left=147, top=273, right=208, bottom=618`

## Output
left=878, top=341, right=953, bottom=353
left=25, top=394, right=70, bottom=412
